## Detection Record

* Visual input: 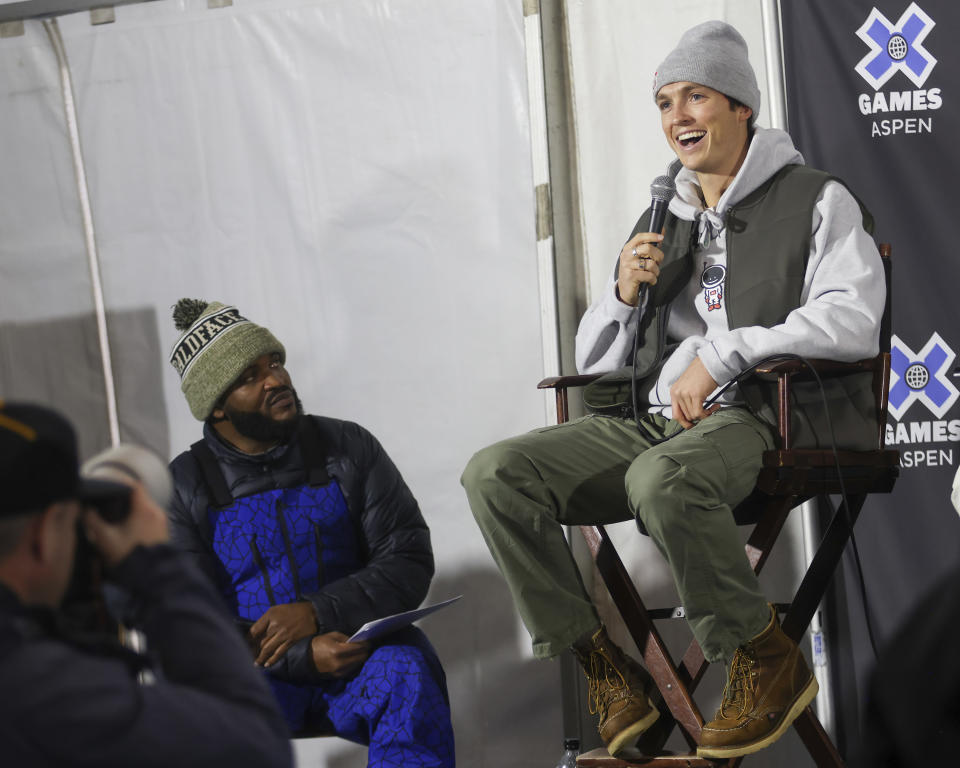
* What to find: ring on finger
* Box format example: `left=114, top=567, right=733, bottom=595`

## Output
left=631, top=247, right=639, bottom=257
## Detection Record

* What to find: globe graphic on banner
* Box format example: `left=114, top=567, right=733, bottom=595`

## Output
left=887, top=34, right=908, bottom=61
left=904, top=363, right=929, bottom=391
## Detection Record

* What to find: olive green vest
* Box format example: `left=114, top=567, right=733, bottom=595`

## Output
left=583, top=164, right=880, bottom=450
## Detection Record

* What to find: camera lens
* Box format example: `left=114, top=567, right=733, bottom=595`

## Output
left=93, top=488, right=132, bottom=523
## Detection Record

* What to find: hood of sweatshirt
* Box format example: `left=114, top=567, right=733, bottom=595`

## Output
left=667, top=128, right=805, bottom=239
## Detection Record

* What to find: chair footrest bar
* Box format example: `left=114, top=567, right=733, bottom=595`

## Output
left=647, top=603, right=791, bottom=621
left=576, top=748, right=716, bottom=767
left=647, top=606, right=687, bottom=620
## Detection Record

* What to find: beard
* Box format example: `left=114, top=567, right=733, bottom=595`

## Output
left=224, top=389, right=304, bottom=444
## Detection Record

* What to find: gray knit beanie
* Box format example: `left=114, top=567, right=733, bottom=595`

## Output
left=653, top=20, right=761, bottom=115
left=169, top=299, right=285, bottom=421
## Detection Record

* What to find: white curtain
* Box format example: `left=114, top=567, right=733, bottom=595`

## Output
left=0, top=1, right=561, bottom=765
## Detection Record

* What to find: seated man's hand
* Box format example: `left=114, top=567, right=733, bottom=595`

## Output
left=310, top=632, right=371, bottom=678
left=670, top=356, right=720, bottom=429
left=250, top=602, right=318, bottom=667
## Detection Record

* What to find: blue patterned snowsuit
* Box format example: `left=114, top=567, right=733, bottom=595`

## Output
left=169, top=417, right=455, bottom=768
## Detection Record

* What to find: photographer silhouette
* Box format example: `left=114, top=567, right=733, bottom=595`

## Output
left=0, top=401, right=292, bottom=767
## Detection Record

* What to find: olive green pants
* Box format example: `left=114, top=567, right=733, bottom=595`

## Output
left=461, top=408, right=775, bottom=663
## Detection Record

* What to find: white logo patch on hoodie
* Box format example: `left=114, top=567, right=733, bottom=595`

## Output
left=700, top=262, right=726, bottom=312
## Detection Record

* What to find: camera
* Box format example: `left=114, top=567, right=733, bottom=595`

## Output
left=84, top=483, right=133, bottom=523
left=62, top=484, right=133, bottom=634
left=61, top=444, right=170, bottom=633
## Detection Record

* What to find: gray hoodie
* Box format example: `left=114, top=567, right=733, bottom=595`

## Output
left=575, top=128, right=885, bottom=414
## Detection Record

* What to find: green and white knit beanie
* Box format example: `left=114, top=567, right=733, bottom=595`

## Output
left=169, top=298, right=285, bottom=421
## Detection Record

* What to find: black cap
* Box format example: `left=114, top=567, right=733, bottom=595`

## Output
left=0, top=401, right=128, bottom=517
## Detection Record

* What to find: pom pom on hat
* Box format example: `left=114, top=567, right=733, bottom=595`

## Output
left=172, top=298, right=210, bottom=332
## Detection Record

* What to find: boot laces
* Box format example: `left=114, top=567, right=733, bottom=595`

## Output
left=582, top=647, right=629, bottom=717
left=720, top=646, right=758, bottom=718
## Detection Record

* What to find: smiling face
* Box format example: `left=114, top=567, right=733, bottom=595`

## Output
left=656, top=81, right=753, bottom=205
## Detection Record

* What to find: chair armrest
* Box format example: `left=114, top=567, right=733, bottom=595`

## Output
left=537, top=373, right=603, bottom=390
left=537, top=374, right=603, bottom=424
left=751, top=358, right=878, bottom=379
left=751, top=356, right=885, bottom=450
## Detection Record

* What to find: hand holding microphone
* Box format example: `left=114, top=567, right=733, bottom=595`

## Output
left=616, top=174, right=677, bottom=306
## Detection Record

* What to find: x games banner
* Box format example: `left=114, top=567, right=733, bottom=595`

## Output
left=781, top=0, right=960, bottom=753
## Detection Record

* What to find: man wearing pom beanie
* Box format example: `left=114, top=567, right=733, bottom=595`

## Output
left=463, top=20, right=884, bottom=759
left=166, top=299, right=455, bottom=768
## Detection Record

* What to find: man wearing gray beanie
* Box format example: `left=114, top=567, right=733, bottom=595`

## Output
left=166, top=299, right=455, bottom=768
left=465, top=19, right=885, bottom=760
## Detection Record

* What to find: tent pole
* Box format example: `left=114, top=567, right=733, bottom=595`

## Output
left=42, top=18, right=121, bottom=447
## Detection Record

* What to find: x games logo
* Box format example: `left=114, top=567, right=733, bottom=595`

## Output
left=889, top=333, right=958, bottom=420
left=886, top=333, right=960, bottom=469
left=853, top=3, right=942, bottom=138
left=855, top=3, right=937, bottom=89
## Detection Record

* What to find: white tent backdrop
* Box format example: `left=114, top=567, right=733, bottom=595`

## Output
left=0, top=1, right=562, bottom=766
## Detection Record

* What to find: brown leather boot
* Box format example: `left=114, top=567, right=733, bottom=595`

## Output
left=697, top=605, right=818, bottom=758
left=573, top=626, right=660, bottom=756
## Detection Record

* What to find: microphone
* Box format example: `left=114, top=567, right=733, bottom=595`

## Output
left=634, top=174, right=678, bottom=308
left=648, top=174, right=677, bottom=235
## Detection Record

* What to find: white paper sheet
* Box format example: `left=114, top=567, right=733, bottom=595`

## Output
left=347, top=596, right=462, bottom=643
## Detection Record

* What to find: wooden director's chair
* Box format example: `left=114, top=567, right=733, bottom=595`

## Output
left=539, top=245, right=898, bottom=767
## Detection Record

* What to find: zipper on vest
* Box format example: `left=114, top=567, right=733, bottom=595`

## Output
left=641, top=218, right=695, bottom=382
left=724, top=205, right=735, bottom=331
left=248, top=535, right=277, bottom=606
left=312, top=523, right=325, bottom=589
left=657, top=303, right=671, bottom=367
left=275, top=499, right=303, bottom=601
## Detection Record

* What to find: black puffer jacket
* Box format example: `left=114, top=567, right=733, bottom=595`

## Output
left=168, top=415, right=434, bottom=679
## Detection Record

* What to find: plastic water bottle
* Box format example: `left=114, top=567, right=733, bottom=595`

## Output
left=555, top=738, right=580, bottom=768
